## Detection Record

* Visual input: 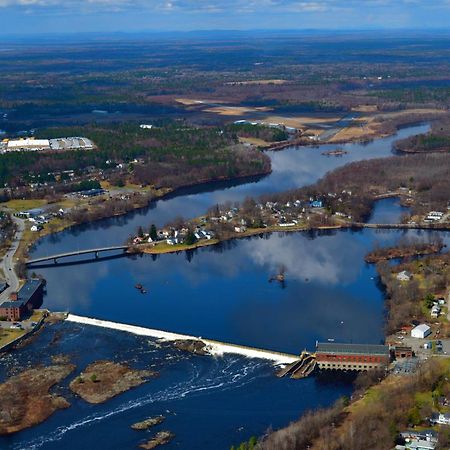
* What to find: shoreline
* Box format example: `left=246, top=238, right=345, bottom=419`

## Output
left=131, top=221, right=450, bottom=257
left=19, top=118, right=436, bottom=268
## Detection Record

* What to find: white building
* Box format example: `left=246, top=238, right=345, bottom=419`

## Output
left=411, top=324, right=431, bottom=339
left=397, top=270, right=412, bottom=282
left=7, top=138, right=50, bottom=151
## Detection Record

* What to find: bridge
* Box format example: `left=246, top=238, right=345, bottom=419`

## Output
left=26, top=246, right=129, bottom=266
left=349, top=222, right=450, bottom=231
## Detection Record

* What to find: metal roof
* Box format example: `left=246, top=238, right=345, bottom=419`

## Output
left=18, top=279, right=43, bottom=303
left=316, top=342, right=389, bottom=356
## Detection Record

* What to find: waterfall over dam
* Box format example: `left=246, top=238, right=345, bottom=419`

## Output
left=66, top=314, right=300, bottom=365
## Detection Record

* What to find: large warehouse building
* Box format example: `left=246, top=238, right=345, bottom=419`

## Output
left=1, top=136, right=94, bottom=153
left=6, top=138, right=50, bottom=151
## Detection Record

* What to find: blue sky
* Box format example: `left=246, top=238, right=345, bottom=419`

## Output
left=1, top=0, right=450, bottom=35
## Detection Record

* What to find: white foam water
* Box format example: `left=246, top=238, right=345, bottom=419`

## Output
left=66, top=314, right=299, bottom=364
left=12, top=356, right=265, bottom=450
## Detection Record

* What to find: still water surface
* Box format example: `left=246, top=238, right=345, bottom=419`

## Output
left=3, top=123, right=445, bottom=450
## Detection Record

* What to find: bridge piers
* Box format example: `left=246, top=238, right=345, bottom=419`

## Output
left=53, top=258, right=58, bottom=264
left=95, top=252, right=99, bottom=258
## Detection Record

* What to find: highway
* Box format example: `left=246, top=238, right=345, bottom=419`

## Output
left=0, top=215, right=24, bottom=305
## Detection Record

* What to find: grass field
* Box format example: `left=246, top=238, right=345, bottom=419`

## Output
left=4, top=199, right=48, bottom=212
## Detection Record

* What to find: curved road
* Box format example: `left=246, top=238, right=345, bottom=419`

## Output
left=0, top=215, right=24, bottom=304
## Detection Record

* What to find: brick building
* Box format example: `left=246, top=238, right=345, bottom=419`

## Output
left=316, top=342, right=390, bottom=371
left=0, top=279, right=44, bottom=321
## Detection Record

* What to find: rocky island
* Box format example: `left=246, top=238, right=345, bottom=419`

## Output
left=131, top=416, right=165, bottom=431
left=139, top=431, right=175, bottom=449
left=69, top=360, right=157, bottom=404
left=0, top=364, right=75, bottom=435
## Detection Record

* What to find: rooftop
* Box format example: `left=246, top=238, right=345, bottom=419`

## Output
left=0, top=301, right=24, bottom=308
left=316, top=342, right=389, bottom=356
left=18, top=279, right=44, bottom=303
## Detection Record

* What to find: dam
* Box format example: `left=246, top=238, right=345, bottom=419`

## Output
left=66, top=314, right=300, bottom=365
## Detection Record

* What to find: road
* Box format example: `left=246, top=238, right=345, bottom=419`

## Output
left=0, top=215, right=25, bottom=304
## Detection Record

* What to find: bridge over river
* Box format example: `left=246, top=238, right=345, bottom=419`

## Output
left=26, top=246, right=129, bottom=266
left=26, top=220, right=450, bottom=267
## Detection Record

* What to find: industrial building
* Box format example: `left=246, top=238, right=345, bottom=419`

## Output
left=6, top=138, right=50, bottom=151
left=315, top=342, right=390, bottom=371
left=0, top=136, right=94, bottom=153
left=0, top=279, right=44, bottom=321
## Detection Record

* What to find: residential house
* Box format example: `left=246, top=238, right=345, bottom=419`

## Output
left=397, top=271, right=412, bottom=282
left=431, top=305, right=441, bottom=318
left=430, top=412, right=450, bottom=425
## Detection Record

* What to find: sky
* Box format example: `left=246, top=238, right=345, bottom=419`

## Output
left=1, top=0, right=450, bottom=35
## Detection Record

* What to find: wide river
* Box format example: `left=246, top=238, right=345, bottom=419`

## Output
left=3, top=123, right=450, bottom=450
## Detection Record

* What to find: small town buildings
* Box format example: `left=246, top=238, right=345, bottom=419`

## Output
left=30, top=224, right=43, bottom=232
left=411, top=324, right=431, bottom=339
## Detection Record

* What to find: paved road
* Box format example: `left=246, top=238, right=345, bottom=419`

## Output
left=0, top=214, right=25, bottom=304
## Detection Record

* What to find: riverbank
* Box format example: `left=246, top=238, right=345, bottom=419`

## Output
left=131, top=220, right=450, bottom=258
left=365, top=240, right=445, bottom=263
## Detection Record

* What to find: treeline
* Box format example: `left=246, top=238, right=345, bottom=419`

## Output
left=365, top=235, right=444, bottom=263
left=0, top=122, right=271, bottom=189
left=228, top=124, right=289, bottom=142
left=395, top=117, right=450, bottom=153
left=301, top=152, right=450, bottom=218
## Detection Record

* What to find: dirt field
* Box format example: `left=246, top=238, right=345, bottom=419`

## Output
left=204, top=105, right=274, bottom=116
left=225, top=79, right=287, bottom=85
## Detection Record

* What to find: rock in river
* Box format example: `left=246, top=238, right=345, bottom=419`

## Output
left=0, top=364, right=75, bottom=435
left=131, top=416, right=165, bottom=431
left=173, top=339, right=209, bottom=355
left=69, top=360, right=157, bottom=404
left=139, top=431, right=175, bottom=449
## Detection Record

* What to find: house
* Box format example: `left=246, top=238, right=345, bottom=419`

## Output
left=430, top=412, right=450, bottom=425
left=30, top=224, right=43, bottom=232
left=234, top=226, right=247, bottom=233
left=431, top=305, right=441, bottom=318
left=310, top=200, right=323, bottom=208
left=411, top=324, right=431, bottom=339
left=397, top=271, right=412, bottom=282
left=395, top=439, right=436, bottom=450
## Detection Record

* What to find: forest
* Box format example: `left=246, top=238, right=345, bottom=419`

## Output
left=0, top=122, right=271, bottom=191
left=395, top=116, right=450, bottom=153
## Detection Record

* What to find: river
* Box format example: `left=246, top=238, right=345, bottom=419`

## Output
left=3, top=123, right=449, bottom=450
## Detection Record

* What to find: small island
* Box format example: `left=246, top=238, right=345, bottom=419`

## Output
left=365, top=238, right=444, bottom=263
left=139, top=431, right=175, bottom=449
left=131, top=416, right=165, bottom=431
left=69, top=361, right=157, bottom=404
left=0, top=364, right=75, bottom=435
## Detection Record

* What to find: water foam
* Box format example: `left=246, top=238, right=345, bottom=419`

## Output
left=66, top=314, right=298, bottom=364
